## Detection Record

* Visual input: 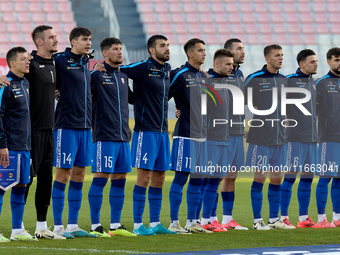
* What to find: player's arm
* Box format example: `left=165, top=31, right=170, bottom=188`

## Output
left=168, top=70, right=185, bottom=100
left=128, top=85, right=134, bottom=104
left=120, top=61, right=147, bottom=79
left=0, top=86, right=11, bottom=167
left=90, top=70, right=99, bottom=94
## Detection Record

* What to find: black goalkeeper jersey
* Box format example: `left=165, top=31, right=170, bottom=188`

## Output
left=25, top=50, right=56, bottom=130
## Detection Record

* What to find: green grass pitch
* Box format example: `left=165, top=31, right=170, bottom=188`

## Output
left=0, top=168, right=338, bottom=255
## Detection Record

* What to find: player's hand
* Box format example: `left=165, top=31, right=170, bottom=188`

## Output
left=175, top=105, right=181, bottom=118
left=55, top=90, right=60, bottom=100
left=204, top=71, right=211, bottom=78
left=0, top=75, right=10, bottom=88
left=28, top=54, right=33, bottom=61
left=93, top=62, right=106, bottom=72
left=0, top=148, right=9, bottom=168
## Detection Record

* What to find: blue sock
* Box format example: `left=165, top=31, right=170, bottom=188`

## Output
left=251, top=181, right=264, bottom=219
left=0, top=189, right=5, bottom=216
left=110, top=179, right=126, bottom=224
left=11, top=186, right=27, bottom=229
left=316, top=177, right=331, bottom=214
left=187, top=176, right=203, bottom=220
left=197, top=178, right=208, bottom=220
left=281, top=174, right=296, bottom=217
left=68, top=180, right=83, bottom=225
left=268, top=183, right=281, bottom=219
left=52, top=181, right=66, bottom=226
left=221, top=191, right=234, bottom=216
left=211, top=193, right=218, bottom=218
left=298, top=175, right=313, bottom=216
left=88, top=177, right=107, bottom=225
left=149, top=186, right=162, bottom=223
left=202, top=178, right=220, bottom=219
left=331, top=178, right=340, bottom=214
left=133, top=185, right=146, bottom=224
left=169, top=172, right=189, bottom=221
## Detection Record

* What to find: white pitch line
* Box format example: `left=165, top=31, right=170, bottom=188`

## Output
left=0, top=246, right=155, bottom=254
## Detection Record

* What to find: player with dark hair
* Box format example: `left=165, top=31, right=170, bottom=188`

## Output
left=0, top=47, right=37, bottom=242
left=168, top=38, right=212, bottom=233
left=119, top=35, right=176, bottom=236
left=245, top=44, right=294, bottom=230
left=51, top=26, right=97, bottom=238
left=280, top=49, right=322, bottom=229
left=315, top=47, right=340, bottom=228
left=87, top=37, right=136, bottom=237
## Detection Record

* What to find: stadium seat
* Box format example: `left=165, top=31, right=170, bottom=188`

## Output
left=145, top=24, right=159, bottom=34
left=174, top=23, right=186, bottom=34
left=169, top=3, right=182, bottom=13
left=225, top=2, right=238, bottom=12
left=290, top=34, right=303, bottom=44
left=46, top=13, right=60, bottom=22
left=232, top=33, right=245, bottom=42
left=197, top=3, right=210, bottom=13
left=327, top=2, right=340, bottom=12
left=200, top=13, right=213, bottom=22
left=287, top=23, right=300, bottom=33
left=259, top=23, right=271, bottom=34
left=286, top=12, right=298, bottom=23
left=243, top=13, right=256, bottom=23
left=0, top=32, right=8, bottom=43
left=159, top=13, right=171, bottom=23
left=314, top=13, right=327, bottom=23
left=330, top=24, right=340, bottom=34
left=164, top=33, right=176, bottom=44
left=283, top=3, right=295, bottom=12
left=0, top=23, right=5, bottom=32
left=57, top=2, right=71, bottom=12
left=228, top=13, right=241, bottom=23
left=138, top=3, right=153, bottom=13
left=142, top=13, right=156, bottom=23
left=301, top=23, right=314, bottom=34
left=32, top=13, right=45, bottom=22
left=28, top=2, right=41, bottom=12
left=63, top=22, right=75, bottom=33
left=254, top=3, right=267, bottom=12
left=247, top=34, right=260, bottom=44
left=262, top=34, right=275, bottom=44
left=160, top=23, right=173, bottom=33
left=49, top=22, right=62, bottom=33
left=316, top=23, right=329, bottom=34
left=220, top=33, right=233, bottom=43
left=203, top=23, right=215, bottom=34
left=211, top=3, right=224, bottom=13
left=14, top=2, right=27, bottom=12
left=177, top=34, right=190, bottom=44
left=3, top=13, right=16, bottom=22
left=299, top=13, right=313, bottom=24
left=186, top=13, right=199, bottom=23
left=205, top=34, right=219, bottom=44
left=183, top=3, right=196, bottom=13
left=21, top=23, right=34, bottom=33
left=60, top=13, right=74, bottom=23
left=43, top=2, right=56, bottom=13
left=272, top=13, right=284, bottom=22
left=9, top=33, right=22, bottom=43
left=231, top=24, right=243, bottom=33
left=297, top=3, right=310, bottom=12
left=17, top=12, right=30, bottom=22
left=0, top=2, right=12, bottom=12
left=24, top=33, right=32, bottom=43
left=329, top=13, right=340, bottom=23
left=171, top=13, right=185, bottom=23
left=257, top=13, right=270, bottom=22
left=188, top=23, right=201, bottom=33
left=273, top=23, right=286, bottom=33
left=304, top=34, right=317, bottom=44
left=269, top=3, right=281, bottom=12
left=217, top=23, right=229, bottom=33
left=240, top=3, right=252, bottom=12
left=313, top=3, right=326, bottom=12
left=245, top=24, right=258, bottom=34
left=154, top=3, right=167, bottom=13
left=0, top=43, right=11, bottom=56
left=7, top=22, right=20, bottom=32
left=276, top=34, right=289, bottom=44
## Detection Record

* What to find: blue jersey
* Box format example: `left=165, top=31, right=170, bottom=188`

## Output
left=229, top=66, right=245, bottom=136
left=54, top=48, right=92, bottom=129
left=91, top=62, right=133, bottom=142
left=316, top=71, right=340, bottom=142
left=0, top=71, right=31, bottom=151
left=207, top=69, right=230, bottom=142
left=120, top=57, right=171, bottom=133
left=169, top=62, right=207, bottom=139
left=286, top=68, right=318, bottom=143
left=244, top=65, right=287, bottom=146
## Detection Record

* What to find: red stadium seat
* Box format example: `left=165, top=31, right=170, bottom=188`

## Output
left=327, top=2, right=340, bottom=12
left=9, top=33, right=22, bottom=44
left=313, top=3, right=326, bottom=12
left=183, top=3, right=196, bottom=13
left=273, top=23, right=286, bottom=33
left=202, top=23, right=215, bottom=34
left=21, top=23, right=33, bottom=33
left=316, top=23, right=329, bottom=34
left=159, top=13, right=171, bottom=23
left=43, top=2, right=56, bottom=13
left=186, top=13, right=199, bottom=23
left=217, top=23, right=229, bottom=33
left=164, top=34, right=175, bottom=44
left=290, top=34, right=303, bottom=44
left=259, top=23, right=271, bottom=34
left=145, top=24, right=159, bottom=34
left=228, top=13, right=241, bottom=23
left=211, top=3, right=224, bottom=13
left=14, top=2, right=27, bottom=12
left=231, top=24, right=243, bottom=33
left=276, top=34, right=289, bottom=44
left=46, top=13, right=60, bottom=23
left=330, top=24, right=340, bottom=34
left=257, top=13, right=270, bottom=22
left=177, top=34, right=190, bottom=44
left=287, top=23, right=300, bottom=33
left=314, top=13, right=327, bottom=23
left=188, top=23, right=201, bottom=33
left=197, top=3, right=210, bottom=13
left=301, top=23, right=314, bottom=34
left=283, top=3, right=295, bottom=12
left=7, top=22, right=20, bottom=32
left=0, top=43, right=11, bottom=56
left=262, top=34, right=275, bottom=44
left=231, top=33, right=245, bottom=42
left=299, top=13, right=313, bottom=24
left=63, top=22, right=75, bottom=33
left=32, top=13, right=45, bottom=22
left=171, top=13, right=185, bottom=23
left=304, top=34, right=317, bottom=44
left=271, top=13, right=284, bottom=22
left=0, top=23, right=5, bottom=32
left=24, top=33, right=32, bottom=43
left=240, top=3, right=252, bottom=12
left=17, top=13, right=30, bottom=22
left=247, top=34, right=260, bottom=44
left=174, top=23, right=187, bottom=34
left=205, top=34, right=219, bottom=44
left=254, top=3, right=267, bottom=12
left=160, top=23, right=172, bottom=33
left=329, top=13, right=340, bottom=23
left=215, top=13, right=226, bottom=23
left=0, top=2, right=12, bottom=12
left=57, top=2, right=71, bottom=13
left=297, top=3, right=310, bottom=12
left=49, top=22, right=62, bottom=33
left=60, top=13, right=74, bottom=23
left=0, top=32, right=8, bottom=43
left=245, top=23, right=257, bottom=34
left=243, top=13, right=256, bottom=23
left=286, top=12, right=298, bottom=23
left=154, top=3, right=167, bottom=13
left=269, top=3, right=281, bottom=12
left=200, top=13, right=213, bottom=23
left=3, top=13, right=16, bottom=22
left=28, top=2, right=41, bottom=12
left=142, top=13, right=156, bottom=23
left=225, top=2, right=238, bottom=12
left=169, top=3, right=181, bottom=13
left=138, top=3, right=153, bottom=13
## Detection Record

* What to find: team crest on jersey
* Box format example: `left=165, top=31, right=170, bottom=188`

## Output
left=298, top=79, right=302, bottom=82
left=188, top=75, right=191, bottom=78
left=121, top=78, right=124, bottom=84
left=70, top=58, right=74, bottom=62
left=262, top=79, right=266, bottom=82
left=13, top=85, right=16, bottom=88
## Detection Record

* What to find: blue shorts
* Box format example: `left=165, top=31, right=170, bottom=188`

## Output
left=171, top=137, right=207, bottom=175
left=92, top=141, right=132, bottom=174
left=131, top=131, right=170, bottom=171
left=53, top=128, right=92, bottom=169
left=317, top=142, right=340, bottom=177
left=9, top=150, right=30, bottom=185
left=207, top=140, right=228, bottom=177
left=246, top=144, right=288, bottom=171
left=227, top=135, right=245, bottom=170
left=286, top=142, right=319, bottom=173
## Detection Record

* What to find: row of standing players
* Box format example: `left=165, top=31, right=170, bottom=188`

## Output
left=0, top=25, right=340, bottom=242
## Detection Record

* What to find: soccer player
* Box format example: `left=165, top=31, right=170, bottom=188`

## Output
left=198, top=49, right=235, bottom=232
left=315, top=47, right=340, bottom=228
left=219, top=38, right=248, bottom=230
left=51, top=27, right=96, bottom=238
left=168, top=38, right=212, bottom=234
left=280, top=49, right=322, bottom=228
left=245, top=44, right=294, bottom=230
left=88, top=37, right=136, bottom=237
left=0, top=47, right=37, bottom=242
left=0, top=26, right=63, bottom=239
left=119, top=35, right=176, bottom=236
